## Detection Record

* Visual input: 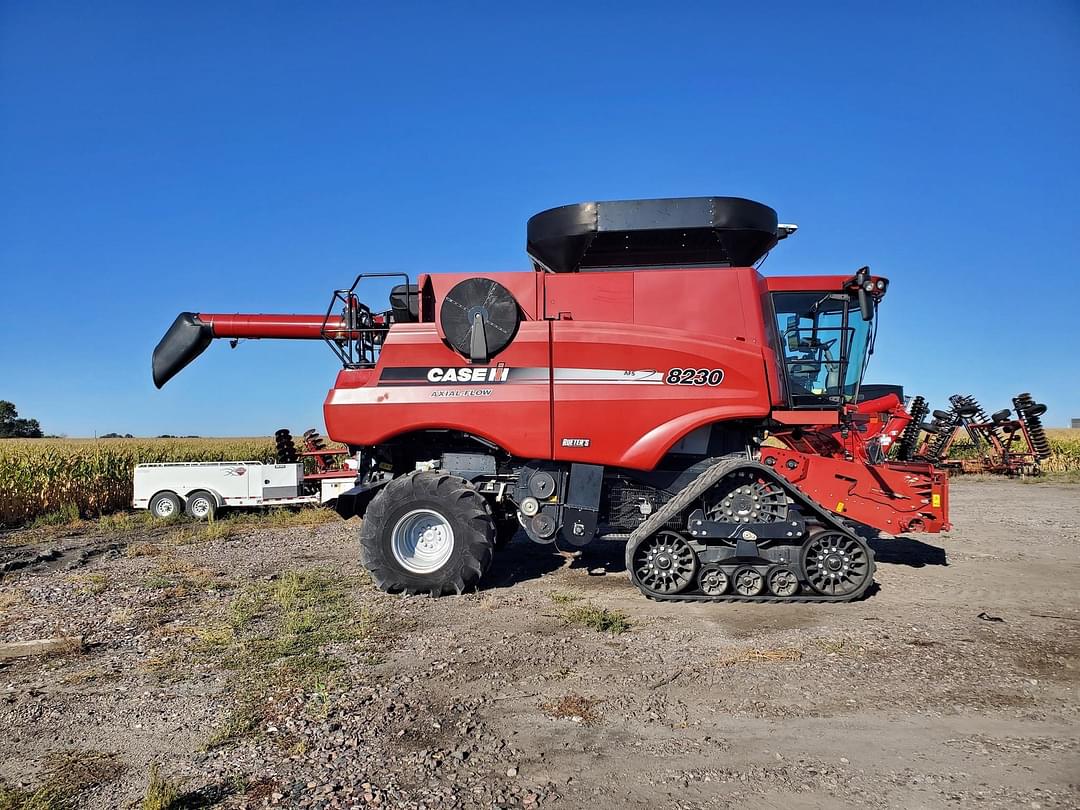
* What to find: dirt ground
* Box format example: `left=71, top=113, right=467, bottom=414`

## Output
left=0, top=478, right=1078, bottom=809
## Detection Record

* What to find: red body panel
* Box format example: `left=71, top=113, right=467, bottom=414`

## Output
left=763, top=447, right=950, bottom=534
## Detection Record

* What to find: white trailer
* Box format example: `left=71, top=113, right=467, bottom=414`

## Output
left=133, top=461, right=355, bottom=520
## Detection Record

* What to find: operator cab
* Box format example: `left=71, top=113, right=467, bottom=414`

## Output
left=770, top=268, right=887, bottom=409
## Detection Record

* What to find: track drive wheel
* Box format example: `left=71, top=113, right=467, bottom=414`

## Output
left=360, top=471, right=495, bottom=596
left=801, top=529, right=874, bottom=597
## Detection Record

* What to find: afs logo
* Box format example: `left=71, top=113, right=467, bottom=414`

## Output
left=224, top=467, right=247, bottom=476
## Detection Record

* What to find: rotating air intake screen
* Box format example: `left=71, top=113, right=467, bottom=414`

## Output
left=439, top=278, right=521, bottom=359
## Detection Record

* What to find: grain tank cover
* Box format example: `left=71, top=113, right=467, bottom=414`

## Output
left=526, top=196, right=780, bottom=273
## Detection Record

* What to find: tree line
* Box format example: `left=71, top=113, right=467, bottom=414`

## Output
left=0, top=401, right=42, bottom=438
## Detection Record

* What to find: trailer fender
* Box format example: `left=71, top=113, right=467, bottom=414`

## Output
left=183, top=487, right=224, bottom=508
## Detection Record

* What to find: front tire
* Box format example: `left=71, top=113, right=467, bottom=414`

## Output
left=360, top=471, right=495, bottom=596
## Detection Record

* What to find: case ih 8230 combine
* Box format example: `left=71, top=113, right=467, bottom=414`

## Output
left=153, top=197, right=950, bottom=603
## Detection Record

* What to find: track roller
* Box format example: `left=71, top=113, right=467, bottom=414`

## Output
left=732, top=566, right=766, bottom=597
left=767, top=566, right=800, bottom=597
left=698, top=565, right=729, bottom=596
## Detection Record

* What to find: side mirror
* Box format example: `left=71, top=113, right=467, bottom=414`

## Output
left=857, top=286, right=874, bottom=321
left=850, top=266, right=874, bottom=321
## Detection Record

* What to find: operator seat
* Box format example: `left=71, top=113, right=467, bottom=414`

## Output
left=390, top=284, right=419, bottom=323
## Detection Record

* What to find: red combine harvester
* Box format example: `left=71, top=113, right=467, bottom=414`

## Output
left=153, top=197, right=949, bottom=603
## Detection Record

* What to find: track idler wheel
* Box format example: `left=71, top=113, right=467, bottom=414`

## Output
left=630, top=530, right=698, bottom=596
left=801, top=530, right=874, bottom=597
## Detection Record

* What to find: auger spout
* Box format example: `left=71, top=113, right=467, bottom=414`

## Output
left=152, top=311, right=348, bottom=388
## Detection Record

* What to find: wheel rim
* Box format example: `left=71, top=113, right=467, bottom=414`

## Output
left=802, top=531, right=870, bottom=596
left=154, top=499, right=175, bottom=518
left=767, top=567, right=800, bottom=597
left=391, top=508, right=455, bottom=574
left=190, top=498, right=211, bottom=518
left=632, top=531, right=698, bottom=594
left=698, top=565, right=729, bottom=596
left=733, top=566, right=765, bottom=596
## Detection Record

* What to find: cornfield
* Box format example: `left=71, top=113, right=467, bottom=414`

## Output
left=1, top=430, right=1078, bottom=529
left=1041, top=429, right=1080, bottom=474
left=0, top=438, right=276, bottom=528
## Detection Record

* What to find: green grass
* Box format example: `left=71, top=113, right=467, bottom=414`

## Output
left=200, top=569, right=379, bottom=749
left=141, top=764, right=182, bottom=810
left=144, top=573, right=177, bottom=590
left=562, top=604, right=631, bottom=634
left=0, top=750, right=126, bottom=810
left=549, top=591, right=583, bottom=604
left=28, top=502, right=81, bottom=529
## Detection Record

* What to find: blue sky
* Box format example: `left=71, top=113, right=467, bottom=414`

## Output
left=1, top=1, right=1077, bottom=436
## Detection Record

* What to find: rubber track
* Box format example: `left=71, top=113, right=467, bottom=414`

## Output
left=625, top=456, right=874, bottom=604
left=642, top=591, right=868, bottom=604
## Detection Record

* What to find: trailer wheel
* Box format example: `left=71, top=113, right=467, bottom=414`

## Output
left=185, top=490, right=218, bottom=521
left=149, top=491, right=182, bottom=520
left=360, top=471, right=495, bottom=596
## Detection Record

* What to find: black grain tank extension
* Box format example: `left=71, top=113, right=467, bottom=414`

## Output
left=526, top=196, right=781, bottom=273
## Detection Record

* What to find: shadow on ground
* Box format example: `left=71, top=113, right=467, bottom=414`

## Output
left=868, top=535, right=948, bottom=567
left=482, top=531, right=568, bottom=590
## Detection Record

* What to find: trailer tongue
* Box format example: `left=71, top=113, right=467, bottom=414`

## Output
left=152, top=196, right=950, bottom=602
